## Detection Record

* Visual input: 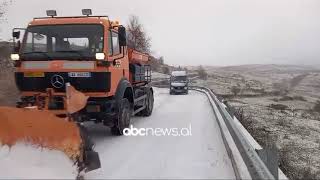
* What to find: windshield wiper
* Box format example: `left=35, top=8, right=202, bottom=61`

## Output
left=22, top=52, right=53, bottom=60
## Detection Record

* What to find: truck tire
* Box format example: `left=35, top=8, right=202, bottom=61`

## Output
left=111, top=98, right=131, bottom=136
left=139, top=89, right=154, bottom=117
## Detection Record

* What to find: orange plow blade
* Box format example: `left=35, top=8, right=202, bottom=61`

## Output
left=66, top=83, right=89, bottom=114
left=0, top=84, right=100, bottom=172
left=0, top=107, right=82, bottom=160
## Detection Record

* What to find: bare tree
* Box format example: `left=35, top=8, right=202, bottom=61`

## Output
left=0, top=2, right=5, bottom=18
left=231, top=86, right=241, bottom=96
left=159, top=56, right=164, bottom=64
left=0, top=0, right=11, bottom=21
left=197, top=65, right=208, bottom=80
left=162, top=66, right=170, bottom=75
left=126, top=15, right=151, bottom=53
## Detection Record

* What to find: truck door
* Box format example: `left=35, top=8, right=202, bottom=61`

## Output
left=108, top=30, right=129, bottom=95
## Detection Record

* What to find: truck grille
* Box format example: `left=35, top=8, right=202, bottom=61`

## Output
left=15, top=72, right=111, bottom=92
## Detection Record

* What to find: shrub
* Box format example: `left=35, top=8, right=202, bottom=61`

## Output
left=272, top=82, right=289, bottom=95
left=279, top=96, right=294, bottom=101
left=234, top=107, right=254, bottom=131
left=231, top=86, right=241, bottom=96
left=313, top=101, right=320, bottom=113
left=268, top=104, right=288, bottom=111
left=162, top=66, right=170, bottom=75
left=276, top=115, right=289, bottom=127
left=293, top=96, right=306, bottom=101
left=278, top=95, right=306, bottom=102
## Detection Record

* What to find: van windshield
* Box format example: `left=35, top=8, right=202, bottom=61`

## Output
left=172, top=76, right=187, bottom=82
left=21, top=24, right=104, bottom=60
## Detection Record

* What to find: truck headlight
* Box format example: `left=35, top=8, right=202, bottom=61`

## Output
left=95, top=53, right=105, bottom=60
left=11, top=54, right=20, bottom=61
left=184, top=87, right=187, bottom=89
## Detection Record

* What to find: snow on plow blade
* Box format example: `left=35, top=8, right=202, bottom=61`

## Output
left=0, top=85, right=101, bottom=172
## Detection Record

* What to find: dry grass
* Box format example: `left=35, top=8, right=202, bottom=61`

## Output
left=0, top=58, right=19, bottom=106
left=232, top=105, right=320, bottom=179
left=279, top=142, right=319, bottom=180
left=314, top=101, right=320, bottom=113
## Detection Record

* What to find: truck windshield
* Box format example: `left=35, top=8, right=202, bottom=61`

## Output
left=172, top=76, right=187, bottom=82
left=21, top=25, right=104, bottom=61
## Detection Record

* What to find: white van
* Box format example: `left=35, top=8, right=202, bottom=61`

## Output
left=170, top=71, right=189, bottom=95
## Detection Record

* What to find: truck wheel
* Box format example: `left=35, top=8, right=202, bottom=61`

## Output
left=139, top=89, right=154, bottom=117
left=111, top=98, right=131, bottom=136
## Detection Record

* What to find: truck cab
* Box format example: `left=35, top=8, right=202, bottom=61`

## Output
left=169, top=71, right=189, bottom=95
left=10, top=9, right=154, bottom=136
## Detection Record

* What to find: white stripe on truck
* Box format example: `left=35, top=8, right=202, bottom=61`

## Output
left=23, top=62, right=50, bottom=69
left=63, top=62, right=95, bottom=69
left=22, top=61, right=95, bottom=69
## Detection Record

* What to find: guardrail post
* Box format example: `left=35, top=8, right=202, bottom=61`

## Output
left=257, top=147, right=279, bottom=179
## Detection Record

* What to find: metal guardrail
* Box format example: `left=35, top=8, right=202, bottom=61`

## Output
left=190, top=86, right=276, bottom=180
left=151, top=81, right=279, bottom=179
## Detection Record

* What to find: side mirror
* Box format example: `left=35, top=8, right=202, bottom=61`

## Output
left=118, top=26, right=127, bottom=47
left=14, top=41, right=21, bottom=53
left=12, top=28, right=25, bottom=53
left=13, top=31, right=20, bottom=39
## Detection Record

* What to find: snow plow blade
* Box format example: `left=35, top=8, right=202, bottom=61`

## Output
left=0, top=107, right=100, bottom=172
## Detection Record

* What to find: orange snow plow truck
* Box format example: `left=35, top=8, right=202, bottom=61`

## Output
left=2, top=9, right=154, bottom=172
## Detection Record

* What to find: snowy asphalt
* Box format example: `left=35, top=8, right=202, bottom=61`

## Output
left=85, top=88, right=236, bottom=179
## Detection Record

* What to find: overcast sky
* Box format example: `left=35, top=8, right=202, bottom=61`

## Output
left=1, top=0, right=320, bottom=66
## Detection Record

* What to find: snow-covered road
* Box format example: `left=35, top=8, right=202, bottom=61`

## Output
left=85, top=88, right=236, bottom=179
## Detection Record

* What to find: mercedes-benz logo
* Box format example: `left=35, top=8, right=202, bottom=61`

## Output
left=51, top=75, right=65, bottom=88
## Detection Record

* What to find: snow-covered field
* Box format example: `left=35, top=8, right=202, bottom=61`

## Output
left=152, top=72, right=170, bottom=80
left=0, top=143, right=78, bottom=179
left=190, top=64, right=320, bottom=178
left=85, top=88, right=235, bottom=179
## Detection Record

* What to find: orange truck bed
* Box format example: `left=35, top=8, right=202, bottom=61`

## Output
left=128, top=49, right=151, bottom=84
left=128, top=48, right=149, bottom=65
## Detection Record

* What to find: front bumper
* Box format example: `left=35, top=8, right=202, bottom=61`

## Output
left=171, top=86, right=188, bottom=93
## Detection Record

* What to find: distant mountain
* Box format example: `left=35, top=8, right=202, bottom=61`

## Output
left=205, top=64, right=320, bottom=74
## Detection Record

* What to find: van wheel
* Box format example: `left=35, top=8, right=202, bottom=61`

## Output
left=111, top=98, right=131, bottom=136
left=138, top=89, right=154, bottom=117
